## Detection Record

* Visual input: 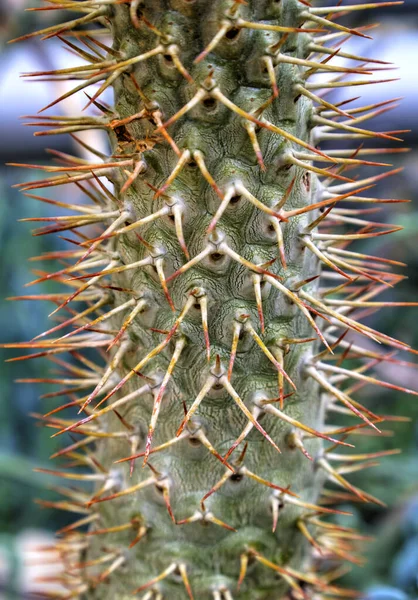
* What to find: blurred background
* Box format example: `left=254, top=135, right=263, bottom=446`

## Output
left=0, top=1, right=417, bottom=599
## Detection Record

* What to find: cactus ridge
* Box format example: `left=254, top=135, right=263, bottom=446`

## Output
left=4, top=1, right=416, bottom=599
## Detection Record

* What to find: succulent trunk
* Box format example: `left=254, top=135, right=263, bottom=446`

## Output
left=6, top=1, right=413, bottom=599
left=82, top=2, right=326, bottom=598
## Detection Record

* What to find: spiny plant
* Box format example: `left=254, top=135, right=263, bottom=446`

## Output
left=3, top=0, right=417, bottom=599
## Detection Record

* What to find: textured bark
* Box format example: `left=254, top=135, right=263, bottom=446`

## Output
left=84, top=1, right=325, bottom=598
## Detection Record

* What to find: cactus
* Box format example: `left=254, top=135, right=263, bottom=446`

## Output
left=4, top=1, right=417, bottom=599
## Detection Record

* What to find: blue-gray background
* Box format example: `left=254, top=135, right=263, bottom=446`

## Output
left=0, top=1, right=417, bottom=599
